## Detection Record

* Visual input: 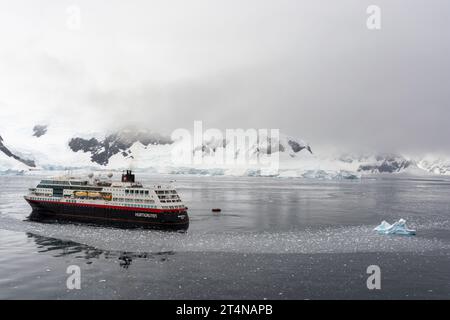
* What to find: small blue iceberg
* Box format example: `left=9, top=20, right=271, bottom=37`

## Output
left=374, top=219, right=416, bottom=236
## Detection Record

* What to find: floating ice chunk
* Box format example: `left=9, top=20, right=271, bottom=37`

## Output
left=374, top=219, right=416, bottom=236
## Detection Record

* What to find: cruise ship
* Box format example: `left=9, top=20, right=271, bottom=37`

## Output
left=24, top=171, right=189, bottom=229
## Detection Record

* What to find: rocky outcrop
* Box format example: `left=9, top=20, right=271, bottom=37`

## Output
left=32, top=125, right=48, bottom=137
left=358, top=155, right=412, bottom=173
left=0, top=135, right=36, bottom=167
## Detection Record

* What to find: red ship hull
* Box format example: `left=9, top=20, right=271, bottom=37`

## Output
left=26, top=198, right=189, bottom=230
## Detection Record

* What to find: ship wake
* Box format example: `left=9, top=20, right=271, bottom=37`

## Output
left=0, top=215, right=449, bottom=255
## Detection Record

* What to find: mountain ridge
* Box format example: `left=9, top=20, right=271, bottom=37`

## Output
left=1, top=125, right=450, bottom=178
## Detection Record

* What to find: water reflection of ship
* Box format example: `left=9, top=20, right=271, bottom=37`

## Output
left=26, top=233, right=175, bottom=269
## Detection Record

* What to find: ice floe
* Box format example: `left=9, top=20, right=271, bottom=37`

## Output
left=374, top=219, right=416, bottom=236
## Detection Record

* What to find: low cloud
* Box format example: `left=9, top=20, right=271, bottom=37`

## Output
left=0, top=0, right=449, bottom=155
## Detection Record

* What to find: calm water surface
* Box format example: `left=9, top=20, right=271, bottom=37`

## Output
left=0, top=174, right=449, bottom=299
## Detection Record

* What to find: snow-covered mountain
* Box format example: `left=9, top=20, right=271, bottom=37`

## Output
left=417, top=156, right=450, bottom=175
left=0, top=124, right=316, bottom=175
left=1, top=123, right=450, bottom=178
left=68, top=130, right=172, bottom=166
left=357, top=155, right=412, bottom=173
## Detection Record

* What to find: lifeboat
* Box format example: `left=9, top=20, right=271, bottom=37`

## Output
left=74, top=191, right=88, bottom=198
left=102, top=194, right=112, bottom=201
left=87, top=192, right=102, bottom=198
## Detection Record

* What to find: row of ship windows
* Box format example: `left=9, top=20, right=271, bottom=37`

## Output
left=33, top=197, right=53, bottom=201
left=113, top=198, right=155, bottom=203
left=164, top=205, right=185, bottom=209
left=132, top=204, right=157, bottom=209
left=155, top=190, right=177, bottom=195
left=40, top=180, right=69, bottom=185
left=104, top=189, right=151, bottom=197
left=32, top=197, right=184, bottom=210
left=59, top=199, right=156, bottom=208
left=64, top=200, right=158, bottom=209
left=158, top=195, right=180, bottom=200
left=125, top=189, right=149, bottom=195
left=41, top=180, right=88, bottom=186
left=107, top=196, right=181, bottom=202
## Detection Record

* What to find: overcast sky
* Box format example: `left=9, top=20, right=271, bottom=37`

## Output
left=0, top=0, right=449, bottom=154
